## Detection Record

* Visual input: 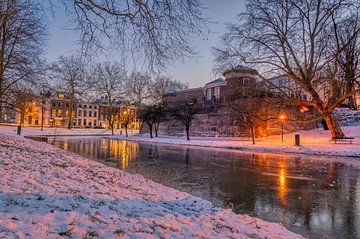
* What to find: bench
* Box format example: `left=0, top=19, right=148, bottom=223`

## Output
left=333, top=137, right=354, bottom=144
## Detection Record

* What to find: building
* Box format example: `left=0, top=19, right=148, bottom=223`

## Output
left=18, top=98, right=51, bottom=127
left=156, top=65, right=317, bottom=137
left=164, top=64, right=258, bottom=108
left=77, top=102, right=99, bottom=127
left=49, top=92, right=77, bottom=127
left=268, top=75, right=311, bottom=101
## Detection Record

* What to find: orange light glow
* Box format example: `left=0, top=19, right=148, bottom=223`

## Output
left=278, top=160, right=288, bottom=204
left=278, top=114, right=287, bottom=120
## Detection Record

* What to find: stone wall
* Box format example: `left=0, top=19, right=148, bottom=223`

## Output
left=140, top=98, right=318, bottom=138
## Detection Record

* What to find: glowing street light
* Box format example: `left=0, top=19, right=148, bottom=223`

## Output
left=278, top=114, right=287, bottom=142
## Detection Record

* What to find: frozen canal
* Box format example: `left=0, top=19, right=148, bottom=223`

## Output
left=46, top=136, right=360, bottom=239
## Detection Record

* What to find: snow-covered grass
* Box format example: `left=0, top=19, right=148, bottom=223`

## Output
left=110, top=126, right=360, bottom=158
left=0, top=125, right=138, bottom=137
left=0, top=130, right=301, bottom=238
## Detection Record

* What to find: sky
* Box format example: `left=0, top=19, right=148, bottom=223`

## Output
left=45, top=0, right=246, bottom=88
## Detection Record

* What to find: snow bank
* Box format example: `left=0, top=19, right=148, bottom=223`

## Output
left=110, top=125, right=360, bottom=158
left=0, top=125, right=139, bottom=137
left=0, top=131, right=301, bottom=238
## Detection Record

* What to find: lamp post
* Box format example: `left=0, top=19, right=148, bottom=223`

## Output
left=278, top=114, right=287, bottom=142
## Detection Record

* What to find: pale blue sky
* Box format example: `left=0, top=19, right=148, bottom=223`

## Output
left=44, top=0, right=246, bottom=87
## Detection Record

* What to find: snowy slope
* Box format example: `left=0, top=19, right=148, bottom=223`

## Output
left=0, top=132, right=302, bottom=238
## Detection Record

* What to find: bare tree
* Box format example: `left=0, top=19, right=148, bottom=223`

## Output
left=9, top=86, right=35, bottom=127
left=139, top=105, right=156, bottom=138
left=0, top=0, right=46, bottom=122
left=93, top=62, right=125, bottom=135
left=171, top=99, right=200, bottom=141
left=52, top=55, right=89, bottom=128
left=120, top=110, right=132, bottom=137
left=151, top=75, right=188, bottom=104
left=153, top=104, right=166, bottom=137
left=125, top=71, right=152, bottom=110
left=213, top=0, right=360, bottom=139
left=138, top=103, right=165, bottom=138
left=59, top=0, right=207, bottom=68
left=338, top=16, right=360, bottom=109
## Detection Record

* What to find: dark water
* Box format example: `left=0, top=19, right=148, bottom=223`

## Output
left=46, top=137, right=360, bottom=239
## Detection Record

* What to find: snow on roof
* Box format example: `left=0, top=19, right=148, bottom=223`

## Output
left=223, top=64, right=258, bottom=76
left=205, top=78, right=224, bottom=86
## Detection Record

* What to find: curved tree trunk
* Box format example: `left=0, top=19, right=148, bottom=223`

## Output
left=324, top=114, right=345, bottom=139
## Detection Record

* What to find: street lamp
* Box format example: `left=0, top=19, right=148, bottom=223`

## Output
left=278, top=114, right=287, bottom=142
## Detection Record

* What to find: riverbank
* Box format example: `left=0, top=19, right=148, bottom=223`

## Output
left=0, top=125, right=138, bottom=137
left=0, top=131, right=301, bottom=238
left=110, top=126, right=360, bottom=158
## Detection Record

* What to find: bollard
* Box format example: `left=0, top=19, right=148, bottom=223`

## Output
left=295, top=134, right=300, bottom=146
left=17, top=125, right=21, bottom=135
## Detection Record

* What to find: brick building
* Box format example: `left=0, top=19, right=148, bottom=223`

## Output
left=155, top=65, right=317, bottom=137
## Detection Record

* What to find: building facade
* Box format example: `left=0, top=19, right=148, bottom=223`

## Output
left=77, top=102, right=99, bottom=127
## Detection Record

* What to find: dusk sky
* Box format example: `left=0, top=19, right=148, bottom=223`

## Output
left=45, top=0, right=246, bottom=88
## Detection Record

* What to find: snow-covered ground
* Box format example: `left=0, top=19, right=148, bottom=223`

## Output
left=0, top=130, right=301, bottom=238
left=110, top=126, right=360, bottom=158
left=0, top=125, right=138, bottom=137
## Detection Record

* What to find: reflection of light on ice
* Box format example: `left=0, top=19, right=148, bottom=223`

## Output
left=278, top=160, right=287, bottom=204
left=63, top=142, right=68, bottom=150
left=121, top=141, right=129, bottom=169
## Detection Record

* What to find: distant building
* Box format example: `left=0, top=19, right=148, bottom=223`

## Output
left=77, top=102, right=99, bottom=127
left=267, top=75, right=311, bottom=101
left=49, top=92, right=77, bottom=128
left=163, top=64, right=258, bottom=108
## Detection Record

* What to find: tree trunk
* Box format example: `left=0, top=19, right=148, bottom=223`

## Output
left=250, top=121, right=255, bottom=144
left=324, top=113, right=345, bottom=139
left=149, top=125, right=153, bottom=138
left=125, top=126, right=128, bottom=137
left=346, top=81, right=357, bottom=109
left=41, top=101, right=44, bottom=131
left=111, top=124, right=114, bottom=135
left=155, top=123, right=159, bottom=137
left=186, top=126, right=190, bottom=141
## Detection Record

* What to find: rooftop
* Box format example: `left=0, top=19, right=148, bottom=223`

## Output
left=205, top=78, right=225, bottom=86
left=223, top=64, right=258, bottom=76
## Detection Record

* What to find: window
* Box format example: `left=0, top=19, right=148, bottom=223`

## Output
left=94, top=106, right=97, bottom=109
left=84, top=105, right=87, bottom=108
left=66, top=110, right=69, bottom=117
left=94, top=111, right=97, bottom=117
left=206, top=88, right=212, bottom=100
left=58, top=102, right=61, bottom=107
left=79, top=104, right=82, bottom=108
left=243, top=78, right=249, bottom=85
left=52, top=102, right=56, bottom=107
left=89, top=105, right=92, bottom=109
left=72, top=111, right=75, bottom=117
left=57, top=110, right=62, bottom=117
left=94, top=120, right=97, bottom=126
left=58, top=93, right=64, bottom=99
left=66, top=103, right=69, bottom=108
left=51, top=109, right=56, bottom=117
left=89, top=111, right=92, bottom=117
left=83, top=119, right=87, bottom=125
left=214, top=87, right=220, bottom=99
left=84, top=110, right=87, bottom=117
left=78, top=119, right=81, bottom=126
left=78, top=110, right=82, bottom=117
